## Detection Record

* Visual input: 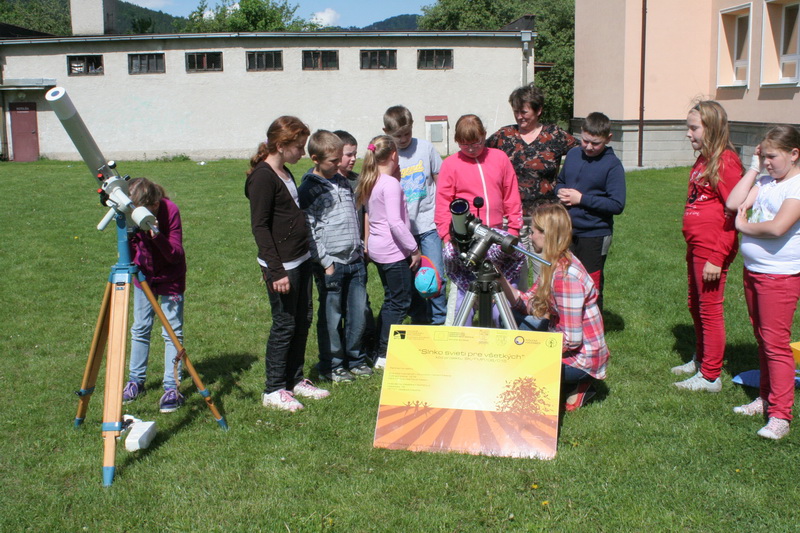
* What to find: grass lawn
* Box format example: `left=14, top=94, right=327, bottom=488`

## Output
left=1, top=159, right=799, bottom=531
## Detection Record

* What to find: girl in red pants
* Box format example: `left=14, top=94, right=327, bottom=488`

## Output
left=727, top=125, right=800, bottom=439
left=673, top=101, right=743, bottom=391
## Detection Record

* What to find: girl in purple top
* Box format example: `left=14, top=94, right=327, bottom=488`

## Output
left=356, top=135, right=421, bottom=369
left=122, top=178, right=187, bottom=413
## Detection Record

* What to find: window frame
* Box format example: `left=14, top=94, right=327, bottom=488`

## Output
left=717, top=4, right=751, bottom=88
left=779, top=3, right=800, bottom=82
left=246, top=50, right=283, bottom=72
left=302, top=50, right=339, bottom=71
left=762, top=0, right=800, bottom=86
left=185, top=52, right=223, bottom=73
left=417, top=49, right=453, bottom=70
left=128, top=53, right=166, bottom=75
left=67, top=55, right=104, bottom=76
left=360, top=49, right=397, bottom=70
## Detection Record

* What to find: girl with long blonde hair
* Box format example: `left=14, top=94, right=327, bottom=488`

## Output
left=357, top=135, right=421, bottom=369
left=673, top=100, right=743, bottom=392
left=500, top=203, right=609, bottom=410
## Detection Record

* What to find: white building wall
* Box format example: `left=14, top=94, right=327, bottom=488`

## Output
left=1, top=33, right=532, bottom=161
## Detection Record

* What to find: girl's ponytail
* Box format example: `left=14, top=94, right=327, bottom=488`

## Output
left=356, top=135, right=397, bottom=208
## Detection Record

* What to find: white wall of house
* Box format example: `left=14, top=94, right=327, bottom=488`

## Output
left=1, top=32, right=534, bottom=161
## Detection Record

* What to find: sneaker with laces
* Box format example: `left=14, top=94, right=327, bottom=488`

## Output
left=123, top=381, right=145, bottom=403
left=292, top=379, right=330, bottom=399
left=320, top=367, right=356, bottom=383
left=349, top=363, right=374, bottom=378
left=262, top=389, right=304, bottom=412
left=671, top=357, right=698, bottom=375
left=757, top=417, right=790, bottom=440
left=159, top=389, right=185, bottom=413
left=733, top=397, right=765, bottom=416
left=674, top=372, right=721, bottom=392
left=373, top=357, right=387, bottom=370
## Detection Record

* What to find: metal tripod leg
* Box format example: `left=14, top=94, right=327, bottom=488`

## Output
left=493, top=291, right=518, bottom=330
left=453, top=291, right=477, bottom=327
left=138, top=280, right=228, bottom=430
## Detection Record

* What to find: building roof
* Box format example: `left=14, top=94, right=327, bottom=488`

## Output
left=0, top=29, right=533, bottom=46
left=0, top=22, right=54, bottom=38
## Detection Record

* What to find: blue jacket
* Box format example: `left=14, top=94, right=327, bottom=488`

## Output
left=556, top=146, right=626, bottom=237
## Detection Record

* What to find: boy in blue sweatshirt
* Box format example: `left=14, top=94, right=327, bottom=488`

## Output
left=298, top=130, right=371, bottom=382
left=556, top=112, right=626, bottom=311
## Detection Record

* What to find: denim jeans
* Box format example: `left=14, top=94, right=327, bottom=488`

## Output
left=129, top=287, right=184, bottom=390
left=313, top=260, right=367, bottom=373
left=375, top=258, right=414, bottom=359
left=263, top=260, right=313, bottom=393
left=409, top=229, right=447, bottom=325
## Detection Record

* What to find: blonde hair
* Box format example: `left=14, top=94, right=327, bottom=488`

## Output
left=307, top=129, right=343, bottom=161
left=690, top=100, right=737, bottom=189
left=355, top=135, right=397, bottom=208
left=527, top=203, right=573, bottom=318
left=128, top=177, right=166, bottom=208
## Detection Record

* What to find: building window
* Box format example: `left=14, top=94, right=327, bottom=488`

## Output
left=417, top=49, right=453, bottom=70
left=247, top=51, right=283, bottom=71
left=186, top=52, right=223, bottom=72
left=129, top=53, right=165, bottom=74
left=67, top=55, right=104, bottom=76
left=360, top=50, right=397, bottom=69
left=763, top=1, right=800, bottom=84
left=718, top=6, right=750, bottom=87
left=780, top=3, right=799, bottom=81
left=302, top=50, right=338, bottom=70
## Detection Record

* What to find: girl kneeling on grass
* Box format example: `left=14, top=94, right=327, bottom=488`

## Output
left=356, top=135, right=421, bottom=369
left=726, top=125, right=800, bottom=440
left=499, top=203, right=609, bottom=411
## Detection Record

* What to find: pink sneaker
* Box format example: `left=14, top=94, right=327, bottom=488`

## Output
left=292, top=379, right=330, bottom=400
left=757, top=417, right=790, bottom=440
left=733, top=397, right=765, bottom=416
left=262, top=389, right=304, bottom=412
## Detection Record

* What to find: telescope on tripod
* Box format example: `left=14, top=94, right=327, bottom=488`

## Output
left=449, top=197, right=550, bottom=329
left=46, top=87, right=227, bottom=487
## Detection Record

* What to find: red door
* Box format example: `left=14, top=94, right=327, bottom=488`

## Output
left=10, top=103, right=40, bottom=162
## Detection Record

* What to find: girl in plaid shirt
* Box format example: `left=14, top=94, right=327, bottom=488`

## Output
left=500, top=203, right=609, bottom=410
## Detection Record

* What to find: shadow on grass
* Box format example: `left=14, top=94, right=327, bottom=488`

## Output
left=191, top=352, right=260, bottom=403
left=672, top=323, right=761, bottom=383
left=602, top=308, right=625, bottom=332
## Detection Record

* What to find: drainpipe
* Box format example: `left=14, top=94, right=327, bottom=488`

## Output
left=521, top=31, right=532, bottom=85
left=638, top=0, right=647, bottom=167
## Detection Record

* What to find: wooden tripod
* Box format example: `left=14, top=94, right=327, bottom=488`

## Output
left=73, top=214, right=227, bottom=486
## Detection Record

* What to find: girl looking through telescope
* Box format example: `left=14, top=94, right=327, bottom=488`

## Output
left=498, top=203, right=609, bottom=411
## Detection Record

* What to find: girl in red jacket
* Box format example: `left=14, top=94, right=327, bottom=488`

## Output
left=673, top=100, right=743, bottom=391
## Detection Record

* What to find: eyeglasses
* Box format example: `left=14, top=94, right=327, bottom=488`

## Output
left=458, top=141, right=484, bottom=149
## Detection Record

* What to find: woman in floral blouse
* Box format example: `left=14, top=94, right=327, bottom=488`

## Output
left=487, top=84, right=578, bottom=287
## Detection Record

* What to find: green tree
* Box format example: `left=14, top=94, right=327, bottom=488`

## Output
left=182, top=0, right=317, bottom=33
left=0, top=0, right=71, bottom=35
left=419, top=0, right=574, bottom=125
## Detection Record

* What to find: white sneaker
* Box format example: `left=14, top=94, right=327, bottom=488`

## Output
left=292, top=379, right=330, bottom=400
left=262, top=389, right=304, bottom=412
left=373, top=357, right=387, bottom=370
left=674, top=372, right=721, bottom=392
left=671, top=358, right=698, bottom=375
left=757, top=417, right=790, bottom=440
left=733, top=397, right=765, bottom=416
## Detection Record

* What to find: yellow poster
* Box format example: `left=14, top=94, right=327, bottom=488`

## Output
left=374, top=325, right=563, bottom=460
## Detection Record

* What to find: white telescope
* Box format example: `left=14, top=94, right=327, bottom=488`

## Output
left=46, top=87, right=156, bottom=233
